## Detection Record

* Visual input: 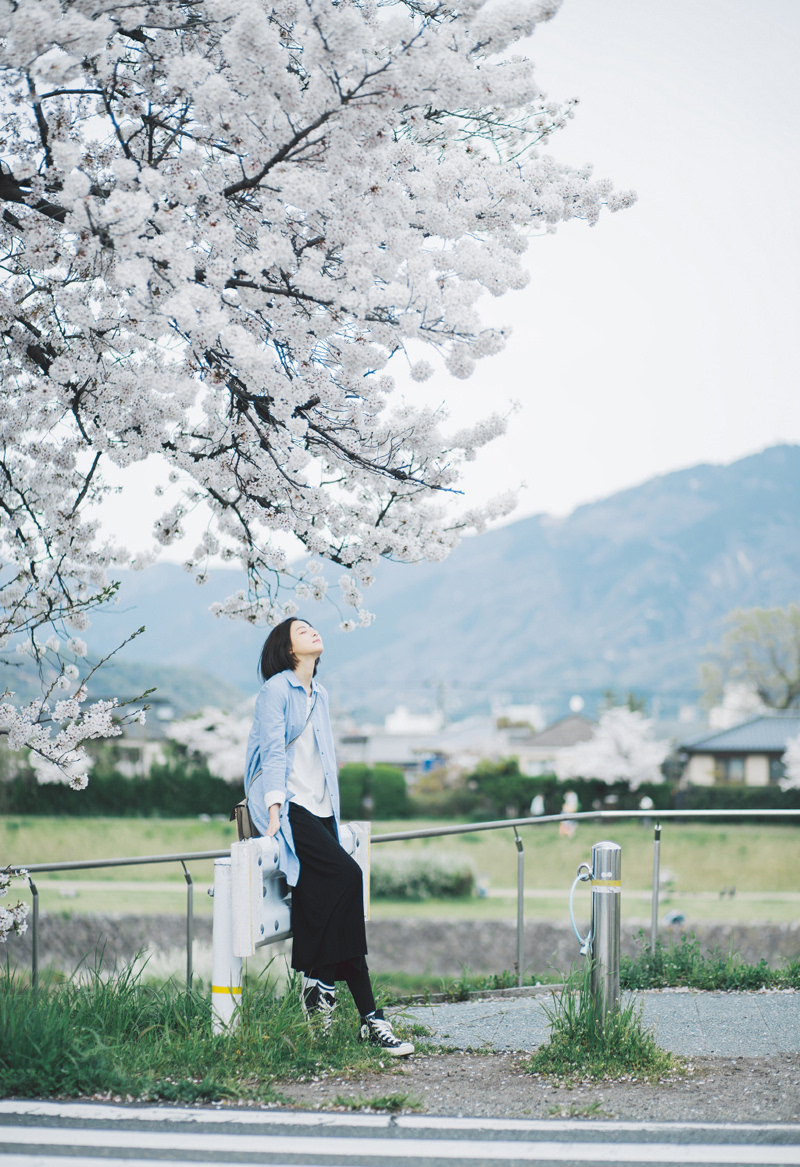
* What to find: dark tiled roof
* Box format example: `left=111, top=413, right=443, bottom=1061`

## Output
left=528, top=715, right=596, bottom=749
left=682, top=715, right=800, bottom=754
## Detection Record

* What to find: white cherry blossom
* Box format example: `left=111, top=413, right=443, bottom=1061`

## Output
left=169, top=705, right=253, bottom=784
left=780, top=732, right=800, bottom=791
left=0, top=868, right=29, bottom=945
left=556, top=707, right=669, bottom=790
left=0, top=0, right=633, bottom=827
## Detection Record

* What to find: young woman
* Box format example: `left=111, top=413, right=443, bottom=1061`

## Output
left=244, top=616, right=413, bottom=1056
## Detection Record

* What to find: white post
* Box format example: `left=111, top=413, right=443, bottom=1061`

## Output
left=211, top=858, right=242, bottom=1033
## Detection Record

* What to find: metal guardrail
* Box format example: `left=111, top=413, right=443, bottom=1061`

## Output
left=8, top=807, right=800, bottom=989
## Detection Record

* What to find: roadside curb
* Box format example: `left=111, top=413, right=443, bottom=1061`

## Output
left=390, top=983, right=565, bottom=1006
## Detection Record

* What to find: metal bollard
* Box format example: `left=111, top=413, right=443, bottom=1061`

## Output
left=181, top=861, right=194, bottom=989
left=650, top=823, right=661, bottom=954
left=590, top=841, right=621, bottom=1023
left=210, top=858, right=242, bottom=1033
left=513, top=829, right=524, bottom=988
left=28, top=878, right=39, bottom=990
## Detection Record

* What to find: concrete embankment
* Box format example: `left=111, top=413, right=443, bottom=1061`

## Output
left=5, top=914, right=799, bottom=980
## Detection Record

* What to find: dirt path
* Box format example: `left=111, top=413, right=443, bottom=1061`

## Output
left=278, top=1050, right=800, bottom=1122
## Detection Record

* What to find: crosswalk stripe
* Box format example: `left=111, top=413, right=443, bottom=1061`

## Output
left=1, top=1127, right=799, bottom=1164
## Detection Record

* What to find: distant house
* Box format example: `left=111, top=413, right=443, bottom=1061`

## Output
left=512, top=715, right=596, bottom=777
left=680, top=715, right=800, bottom=786
left=334, top=711, right=597, bottom=778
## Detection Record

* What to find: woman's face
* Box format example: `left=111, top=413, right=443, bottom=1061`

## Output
left=290, top=620, right=324, bottom=660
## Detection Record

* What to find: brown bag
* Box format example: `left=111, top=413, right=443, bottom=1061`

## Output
left=230, top=692, right=318, bottom=842
left=230, top=798, right=259, bottom=841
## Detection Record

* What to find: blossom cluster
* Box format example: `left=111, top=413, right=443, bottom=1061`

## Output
left=0, top=683, right=121, bottom=789
left=0, top=868, right=29, bottom=945
left=0, top=0, right=632, bottom=806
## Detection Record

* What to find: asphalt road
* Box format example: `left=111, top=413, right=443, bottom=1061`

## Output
left=2, top=1101, right=800, bottom=1167
left=399, top=990, right=800, bottom=1057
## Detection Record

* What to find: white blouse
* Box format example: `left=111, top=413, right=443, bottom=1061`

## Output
left=286, top=692, right=333, bottom=818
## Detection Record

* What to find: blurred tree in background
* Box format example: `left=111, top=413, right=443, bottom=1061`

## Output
left=702, top=605, right=800, bottom=710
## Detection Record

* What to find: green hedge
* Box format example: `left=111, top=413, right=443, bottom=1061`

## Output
left=0, top=764, right=243, bottom=818
left=411, top=758, right=800, bottom=820
left=446, top=759, right=672, bottom=820
left=676, top=784, right=800, bottom=816
left=337, top=763, right=413, bottom=820
left=4, top=749, right=799, bottom=820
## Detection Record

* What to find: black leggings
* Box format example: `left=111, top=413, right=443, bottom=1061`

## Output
left=310, top=957, right=376, bottom=1017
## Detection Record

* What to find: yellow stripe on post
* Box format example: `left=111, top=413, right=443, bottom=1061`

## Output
left=211, top=985, right=242, bottom=995
left=591, top=879, right=621, bottom=887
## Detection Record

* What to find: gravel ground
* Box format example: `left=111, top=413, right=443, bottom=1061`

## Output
left=277, top=1050, right=800, bottom=1122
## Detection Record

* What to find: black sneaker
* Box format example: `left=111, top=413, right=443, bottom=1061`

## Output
left=359, top=1009, right=414, bottom=1057
left=301, top=978, right=336, bottom=1030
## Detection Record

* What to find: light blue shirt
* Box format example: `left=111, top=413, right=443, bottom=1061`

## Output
left=244, top=670, right=340, bottom=887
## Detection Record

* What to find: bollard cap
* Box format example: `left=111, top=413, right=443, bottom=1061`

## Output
left=591, top=840, right=621, bottom=881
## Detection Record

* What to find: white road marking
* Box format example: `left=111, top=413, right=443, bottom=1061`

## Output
left=2, top=1100, right=799, bottom=1138
left=1, top=1127, right=800, bottom=1163
left=0, top=1101, right=388, bottom=1128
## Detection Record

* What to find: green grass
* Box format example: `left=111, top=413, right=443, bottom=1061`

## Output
left=621, top=931, right=800, bottom=991
left=4, top=816, right=800, bottom=923
left=526, top=966, right=678, bottom=1084
left=0, top=961, right=411, bottom=1102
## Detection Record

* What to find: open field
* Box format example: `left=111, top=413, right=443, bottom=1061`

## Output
left=3, top=815, right=800, bottom=925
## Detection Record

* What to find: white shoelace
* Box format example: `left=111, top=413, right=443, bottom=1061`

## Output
left=368, top=1016, right=400, bottom=1043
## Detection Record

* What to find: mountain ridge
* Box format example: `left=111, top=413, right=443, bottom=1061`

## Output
left=64, top=444, right=800, bottom=721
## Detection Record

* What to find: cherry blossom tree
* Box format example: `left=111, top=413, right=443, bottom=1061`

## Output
left=0, top=0, right=634, bottom=798
left=169, top=704, right=252, bottom=783
left=707, top=681, right=767, bottom=731
left=556, top=707, right=669, bottom=790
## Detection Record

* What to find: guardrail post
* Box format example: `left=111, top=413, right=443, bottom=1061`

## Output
left=181, top=861, right=194, bottom=989
left=211, top=858, right=242, bottom=1033
left=650, top=822, right=661, bottom=954
left=28, top=877, right=38, bottom=990
left=590, top=841, right=621, bottom=1023
left=513, top=829, right=524, bottom=987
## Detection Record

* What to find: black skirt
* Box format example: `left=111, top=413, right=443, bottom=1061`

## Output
left=288, top=802, right=368, bottom=973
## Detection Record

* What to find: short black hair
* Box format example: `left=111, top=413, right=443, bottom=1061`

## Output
left=258, top=617, right=319, bottom=683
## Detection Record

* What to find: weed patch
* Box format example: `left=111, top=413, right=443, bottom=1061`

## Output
left=377, top=967, right=556, bottom=1004
left=526, top=967, right=678, bottom=1083
left=333, top=1091, right=422, bottom=1112
left=0, top=963, right=393, bottom=1102
left=622, top=932, right=800, bottom=991
left=547, top=1100, right=610, bottom=1119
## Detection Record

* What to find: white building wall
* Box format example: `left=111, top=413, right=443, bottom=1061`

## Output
left=687, top=754, right=715, bottom=786
left=744, top=754, right=769, bottom=786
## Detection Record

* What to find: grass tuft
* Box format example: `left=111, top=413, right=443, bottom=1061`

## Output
left=526, top=965, right=678, bottom=1084
left=0, top=961, right=394, bottom=1102
left=621, top=931, right=800, bottom=991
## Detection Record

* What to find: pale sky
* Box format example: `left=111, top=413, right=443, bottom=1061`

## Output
left=101, top=0, right=800, bottom=556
